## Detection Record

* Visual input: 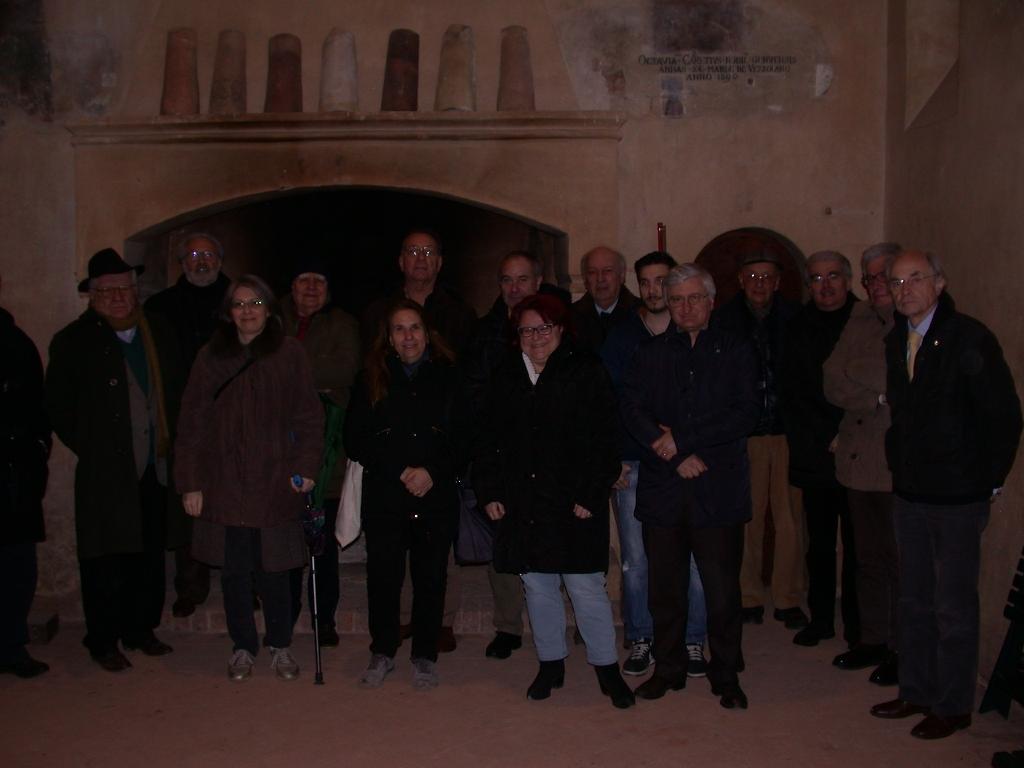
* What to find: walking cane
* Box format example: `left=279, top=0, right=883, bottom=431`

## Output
left=295, top=475, right=326, bottom=685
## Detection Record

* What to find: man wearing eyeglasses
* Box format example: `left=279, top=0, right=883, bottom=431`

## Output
left=870, top=249, right=1021, bottom=740
left=621, top=264, right=758, bottom=710
left=46, top=248, right=185, bottom=672
left=145, top=232, right=231, bottom=618
left=823, top=243, right=902, bottom=687
left=780, top=251, right=860, bottom=650
left=714, top=251, right=805, bottom=633
left=362, top=228, right=477, bottom=357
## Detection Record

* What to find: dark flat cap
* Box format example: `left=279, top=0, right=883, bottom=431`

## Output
left=740, top=249, right=782, bottom=268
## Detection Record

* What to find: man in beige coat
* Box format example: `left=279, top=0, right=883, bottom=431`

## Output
left=823, top=243, right=901, bottom=686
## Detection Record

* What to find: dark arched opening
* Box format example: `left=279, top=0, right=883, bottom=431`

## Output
left=695, top=226, right=805, bottom=308
left=125, top=187, right=569, bottom=319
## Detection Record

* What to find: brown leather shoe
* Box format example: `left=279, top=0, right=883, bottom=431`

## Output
left=870, top=698, right=930, bottom=719
left=910, top=713, right=971, bottom=739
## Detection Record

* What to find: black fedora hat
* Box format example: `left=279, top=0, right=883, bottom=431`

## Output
left=77, top=248, right=145, bottom=293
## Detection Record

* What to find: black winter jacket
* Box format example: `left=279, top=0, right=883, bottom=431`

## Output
left=621, top=326, right=758, bottom=528
left=0, top=307, right=50, bottom=545
left=344, top=354, right=463, bottom=528
left=474, top=342, right=620, bottom=574
left=884, top=293, right=1022, bottom=503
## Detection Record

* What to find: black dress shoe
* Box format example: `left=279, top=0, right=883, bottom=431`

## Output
left=772, top=607, right=809, bottom=629
left=123, top=636, right=174, bottom=656
left=485, top=631, right=522, bottom=659
left=793, top=624, right=835, bottom=647
left=317, top=624, right=340, bottom=647
left=634, top=675, right=686, bottom=700
left=171, top=599, right=196, bottom=618
left=740, top=606, right=764, bottom=625
left=527, top=659, right=565, bottom=700
left=717, top=685, right=749, bottom=710
left=92, top=649, right=132, bottom=672
left=0, top=655, right=50, bottom=678
left=910, top=713, right=971, bottom=739
left=832, top=643, right=887, bottom=670
left=869, top=654, right=899, bottom=686
left=870, top=698, right=930, bottom=719
left=437, top=626, right=457, bottom=653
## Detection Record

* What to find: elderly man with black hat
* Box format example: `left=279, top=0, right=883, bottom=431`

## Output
left=712, top=250, right=806, bottom=631
left=46, top=248, right=186, bottom=672
left=281, top=255, right=361, bottom=646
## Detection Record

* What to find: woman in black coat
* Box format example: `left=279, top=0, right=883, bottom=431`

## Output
left=474, top=293, right=634, bottom=709
left=344, top=298, right=462, bottom=691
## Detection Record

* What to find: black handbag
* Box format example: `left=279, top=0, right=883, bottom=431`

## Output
left=453, top=475, right=497, bottom=565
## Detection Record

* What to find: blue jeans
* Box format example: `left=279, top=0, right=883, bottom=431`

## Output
left=617, top=461, right=707, bottom=644
left=522, top=572, right=618, bottom=666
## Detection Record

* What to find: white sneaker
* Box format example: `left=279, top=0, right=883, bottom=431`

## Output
left=360, top=653, right=395, bottom=688
left=227, top=649, right=254, bottom=681
left=411, top=657, right=439, bottom=690
left=269, top=646, right=300, bottom=681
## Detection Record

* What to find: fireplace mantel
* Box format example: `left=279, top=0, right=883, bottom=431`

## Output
left=66, top=111, right=626, bottom=146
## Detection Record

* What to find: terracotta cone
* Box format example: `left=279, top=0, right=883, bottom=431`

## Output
left=265, top=33, right=303, bottom=113
left=319, top=28, right=358, bottom=112
left=434, top=24, right=476, bottom=111
left=160, top=28, right=199, bottom=116
left=498, top=25, right=535, bottom=111
left=209, top=29, right=247, bottom=115
left=381, top=29, right=419, bottom=111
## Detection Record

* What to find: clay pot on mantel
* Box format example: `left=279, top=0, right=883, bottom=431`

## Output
left=381, top=29, right=419, bottom=111
left=160, top=28, right=199, bottom=116
left=320, top=28, right=358, bottom=112
left=434, top=24, right=475, bottom=111
left=265, top=33, right=303, bottom=113
left=498, top=25, right=535, bottom=111
left=209, top=29, right=247, bottom=115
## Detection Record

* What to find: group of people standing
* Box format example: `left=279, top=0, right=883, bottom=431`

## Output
left=2, top=228, right=1019, bottom=741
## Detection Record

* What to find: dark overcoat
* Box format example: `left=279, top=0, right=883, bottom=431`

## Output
left=343, top=354, right=462, bottom=531
left=46, top=308, right=186, bottom=559
left=621, top=326, right=759, bottom=529
left=174, top=327, right=324, bottom=571
left=0, top=307, right=50, bottom=545
left=884, top=292, right=1022, bottom=503
left=474, top=342, right=620, bottom=575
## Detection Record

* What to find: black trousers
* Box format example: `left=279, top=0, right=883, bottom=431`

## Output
left=289, top=502, right=340, bottom=629
left=0, top=542, right=37, bottom=663
left=78, top=466, right=166, bottom=657
left=802, top=486, right=860, bottom=643
left=643, top=520, right=745, bottom=689
left=222, top=526, right=292, bottom=655
left=846, top=489, right=898, bottom=648
left=894, top=497, right=988, bottom=716
left=364, top=513, right=453, bottom=662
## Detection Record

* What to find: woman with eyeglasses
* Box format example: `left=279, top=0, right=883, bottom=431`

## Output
left=343, top=298, right=464, bottom=691
left=474, top=293, right=634, bottom=709
left=175, top=274, right=324, bottom=682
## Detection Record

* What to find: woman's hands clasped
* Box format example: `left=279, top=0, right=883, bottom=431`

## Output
left=401, top=466, right=434, bottom=498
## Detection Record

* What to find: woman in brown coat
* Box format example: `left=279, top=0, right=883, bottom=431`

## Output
left=175, top=274, right=323, bottom=682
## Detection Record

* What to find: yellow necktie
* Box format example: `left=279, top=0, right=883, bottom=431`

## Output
left=907, top=330, right=923, bottom=381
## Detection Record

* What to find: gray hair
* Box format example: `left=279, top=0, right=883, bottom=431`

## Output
left=805, top=250, right=852, bottom=283
left=861, top=242, right=901, bottom=275
left=580, top=246, right=626, bottom=276
left=499, top=250, right=543, bottom=279
left=180, top=232, right=224, bottom=262
left=663, top=263, right=716, bottom=303
left=886, top=249, right=945, bottom=279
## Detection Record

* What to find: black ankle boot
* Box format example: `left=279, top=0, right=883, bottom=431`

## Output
left=595, top=663, right=636, bottom=709
left=527, top=659, right=565, bottom=700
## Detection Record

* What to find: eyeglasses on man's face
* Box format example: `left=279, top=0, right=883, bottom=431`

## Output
left=231, top=298, right=265, bottom=310
left=402, top=245, right=437, bottom=259
left=888, top=272, right=938, bottom=292
left=517, top=323, right=554, bottom=338
left=184, top=250, right=219, bottom=262
left=743, top=271, right=777, bottom=283
left=92, top=285, right=133, bottom=298
left=667, top=293, right=709, bottom=307
left=808, top=270, right=845, bottom=284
